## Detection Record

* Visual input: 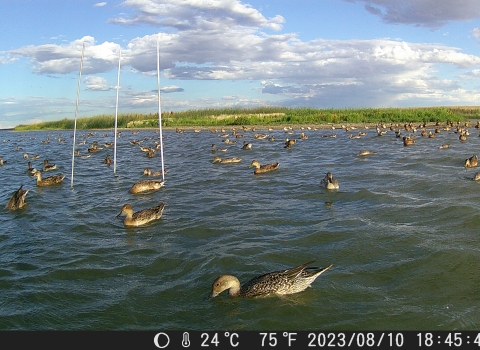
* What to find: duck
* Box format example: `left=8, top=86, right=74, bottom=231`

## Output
left=254, top=133, right=269, bottom=140
left=211, top=144, right=227, bottom=153
left=116, top=202, right=166, bottom=227
left=0, top=157, right=6, bottom=166
left=103, top=155, right=112, bottom=166
left=43, top=159, right=57, bottom=172
left=75, top=149, right=91, bottom=159
left=143, top=168, right=169, bottom=177
left=465, top=155, right=478, bottom=168
left=5, top=185, right=29, bottom=210
left=320, top=172, right=339, bottom=190
left=27, top=161, right=37, bottom=175
left=473, top=172, right=480, bottom=181
left=403, top=135, right=415, bottom=146
left=209, top=261, right=333, bottom=298
left=31, top=170, right=65, bottom=187
left=212, top=156, right=242, bottom=164
left=356, top=150, right=377, bottom=156
left=284, top=138, right=296, bottom=149
left=439, top=144, right=450, bottom=149
left=241, top=141, right=253, bottom=150
left=249, top=160, right=279, bottom=174
left=129, top=180, right=165, bottom=194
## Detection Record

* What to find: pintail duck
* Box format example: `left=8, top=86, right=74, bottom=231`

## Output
left=439, top=144, right=450, bottom=149
left=103, top=155, right=112, bottom=166
left=43, top=159, right=57, bottom=171
left=212, top=156, right=242, bottom=164
left=75, top=149, right=91, bottom=159
left=241, top=141, right=253, bottom=150
left=210, top=261, right=333, bottom=298
left=284, top=138, right=296, bottom=149
left=249, top=160, right=279, bottom=174
left=129, top=180, right=165, bottom=194
left=357, top=150, right=377, bottom=156
left=143, top=168, right=169, bottom=177
left=211, top=144, right=227, bottom=153
left=465, top=155, right=478, bottom=168
left=403, top=135, right=415, bottom=146
left=320, top=172, right=339, bottom=190
left=32, top=171, right=65, bottom=187
left=117, top=202, right=166, bottom=227
left=5, top=185, right=29, bottom=210
left=27, top=162, right=37, bottom=175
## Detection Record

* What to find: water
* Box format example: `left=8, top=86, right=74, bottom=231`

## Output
left=0, top=125, right=479, bottom=331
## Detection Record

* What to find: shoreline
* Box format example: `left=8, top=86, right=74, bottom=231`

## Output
left=10, top=120, right=476, bottom=133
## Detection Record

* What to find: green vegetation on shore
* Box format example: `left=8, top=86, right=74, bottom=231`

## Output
left=13, top=106, right=479, bottom=131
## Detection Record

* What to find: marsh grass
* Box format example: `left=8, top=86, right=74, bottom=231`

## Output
left=13, top=106, right=476, bottom=131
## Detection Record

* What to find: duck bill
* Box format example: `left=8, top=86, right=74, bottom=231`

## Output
left=208, top=291, right=219, bottom=299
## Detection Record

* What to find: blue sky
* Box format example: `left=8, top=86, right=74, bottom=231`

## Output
left=2, top=0, right=480, bottom=128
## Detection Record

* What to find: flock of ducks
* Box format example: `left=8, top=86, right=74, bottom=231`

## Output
left=5, top=118, right=480, bottom=298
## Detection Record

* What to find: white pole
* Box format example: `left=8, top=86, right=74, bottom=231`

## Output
left=113, top=47, right=121, bottom=174
left=157, top=35, right=165, bottom=181
left=71, top=42, right=85, bottom=188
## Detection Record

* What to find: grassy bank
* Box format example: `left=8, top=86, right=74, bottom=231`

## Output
left=13, top=106, right=478, bottom=131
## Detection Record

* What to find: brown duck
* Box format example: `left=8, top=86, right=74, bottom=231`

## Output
left=210, top=261, right=333, bottom=298
left=249, top=160, right=279, bottom=174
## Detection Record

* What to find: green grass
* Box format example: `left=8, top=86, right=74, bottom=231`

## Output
left=13, top=106, right=476, bottom=131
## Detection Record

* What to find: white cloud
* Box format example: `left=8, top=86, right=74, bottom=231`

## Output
left=160, top=85, right=184, bottom=93
left=473, top=28, right=480, bottom=40
left=85, top=76, right=111, bottom=91
left=93, top=2, right=107, bottom=7
left=346, top=0, right=480, bottom=28
left=110, top=0, right=284, bottom=31
left=9, top=36, right=121, bottom=74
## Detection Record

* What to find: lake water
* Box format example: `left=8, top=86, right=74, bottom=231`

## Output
left=0, top=124, right=479, bottom=331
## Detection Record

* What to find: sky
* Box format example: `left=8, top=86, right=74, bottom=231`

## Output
left=2, top=0, right=480, bottom=129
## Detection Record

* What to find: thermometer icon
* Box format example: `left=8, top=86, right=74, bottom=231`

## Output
left=182, top=332, right=191, bottom=347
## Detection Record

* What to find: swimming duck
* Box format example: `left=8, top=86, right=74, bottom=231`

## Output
left=43, top=159, right=57, bottom=171
left=143, top=168, right=169, bottom=177
left=249, top=160, right=279, bottom=174
left=320, top=172, right=339, bottom=190
left=465, top=155, right=478, bottom=168
left=129, top=179, right=165, bottom=194
left=356, top=150, right=377, bottom=156
left=209, top=261, right=333, bottom=298
left=212, top=156, right=242, bottom=164
left=211, top=144, right=227, bottom=153
left=31, top=171, right=65, bottom=187
left=103, top=155, right=112, bottom=166
left=0, top=157, right=6, bottom=166
left=241, top=141, right=253, bottom=150
left=5, top=185, right=29, bottom=210
left=439, top=144, right=450, bottom=149
left=254, top=133, right=269, bottom=139
left=116, top=202, right=166, bottom=227
left=27, top=161, right=37, bottom=175
left=473, top=172, right=480, bottom=181
left=284, top=138, right=296, bottom=149
left=403, top=135, right=415, bottom=146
